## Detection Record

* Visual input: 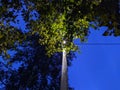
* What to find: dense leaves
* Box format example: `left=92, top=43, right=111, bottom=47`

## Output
left=22, top=0, right=120, bottom=55
left=0, top=0, right=25, bottom=56
left=0, top=0, right=119, bottom=55
left=29, top=0, right=101, bottom=55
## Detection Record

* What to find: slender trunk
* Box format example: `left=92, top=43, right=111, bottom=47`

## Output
left=60, top=41, right=68, bottom=90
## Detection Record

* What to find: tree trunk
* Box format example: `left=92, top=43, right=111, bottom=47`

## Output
left=60, top=44, right=68, bottom=90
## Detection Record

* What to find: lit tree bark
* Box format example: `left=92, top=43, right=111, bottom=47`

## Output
left=60, top=40, right=68, bottom=90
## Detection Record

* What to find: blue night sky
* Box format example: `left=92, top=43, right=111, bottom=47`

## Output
left=69, top=27, right=120, bottom=90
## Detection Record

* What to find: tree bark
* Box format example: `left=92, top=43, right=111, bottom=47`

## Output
left=60, top=43, right=68, bottom=90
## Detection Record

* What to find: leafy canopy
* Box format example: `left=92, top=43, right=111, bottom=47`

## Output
left=0, top=0, right=120, bottom=56
left=30, top=0, right=101, bottom=55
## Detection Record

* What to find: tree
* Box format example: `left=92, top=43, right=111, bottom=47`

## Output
left=0, top=34, right=74, bottom=90
left=0, top=0, right=120, bottom=90
left=0, top=0, right=119, bottom=56
left=0, top=0, right=26, bottom=57
left=27, top=1, right=119, bottom=89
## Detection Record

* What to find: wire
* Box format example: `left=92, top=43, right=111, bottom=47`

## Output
left=74, top=43, right=120, bottom=45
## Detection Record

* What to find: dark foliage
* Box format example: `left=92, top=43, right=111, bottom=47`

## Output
left=0, top=34, right=74, bottom=90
